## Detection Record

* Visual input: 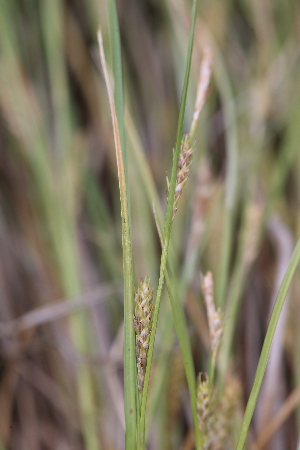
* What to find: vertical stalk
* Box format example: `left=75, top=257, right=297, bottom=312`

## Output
left=138, top=1, right=200, bottom=448
left=98, top=30, right=136, bottom=450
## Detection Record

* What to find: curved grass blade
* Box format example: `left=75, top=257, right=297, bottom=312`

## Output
left=236, top=237, right=300, bottom=450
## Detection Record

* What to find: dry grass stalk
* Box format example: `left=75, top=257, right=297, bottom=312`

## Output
left=187, top=160, right=214, bottom=251
left=190, top=47, right=213, bottom=137
left=201, top=272, right=223, bottom=360
left=134, top=277, right=153, bottom=391
left=97, top=28, right=127, bottom=199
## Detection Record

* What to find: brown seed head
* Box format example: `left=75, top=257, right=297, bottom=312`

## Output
left=134, top=277, right=153, bottom=391
left=168, top=133, right=194, bottom=221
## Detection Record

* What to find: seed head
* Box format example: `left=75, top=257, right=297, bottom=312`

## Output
left=197, top=373, right=215, bottom=450
left=134, top=277, right=153, bottom=391
left=167, top=133, right=194, bottom=221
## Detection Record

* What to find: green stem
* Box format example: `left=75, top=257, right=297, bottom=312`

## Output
left=138, top=1, right=199, bottom=448
left=98, top=20, right=136, bottom=449
left=107, top=2, right=136, bottom=447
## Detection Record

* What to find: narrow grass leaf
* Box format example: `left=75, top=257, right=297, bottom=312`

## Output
left=107, top=0, right=129, bottom=197
left=98, top=29, right=137, bottom=450
left=236, top=237, right=300, bottom=450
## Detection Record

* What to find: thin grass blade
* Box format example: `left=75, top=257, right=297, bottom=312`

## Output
left=97, top=29, right=137, bottom=450
left=236, top=237, right=300, bottom=450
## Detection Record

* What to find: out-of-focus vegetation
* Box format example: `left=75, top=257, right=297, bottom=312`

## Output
left=1, top=0, right=300, bottom=449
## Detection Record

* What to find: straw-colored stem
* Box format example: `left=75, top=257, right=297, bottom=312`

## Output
left=97, top=29, right=136, bottom=450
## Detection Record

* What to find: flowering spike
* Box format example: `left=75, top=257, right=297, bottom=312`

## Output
left=197, top=373, right=215, bottom=450
left=167, top=133, right=194, bottom=221
left=134, top=277, right=153, bottom=391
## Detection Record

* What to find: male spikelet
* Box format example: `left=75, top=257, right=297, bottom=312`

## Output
left=197, top=373, right=215, bottom=450
left=166, top=48, right=212, bottom=222
left=134, top=277, right=153, bottom=391
left=201, top=272, right=223, bottom=360
left=167, top=134, right=194, bottom=221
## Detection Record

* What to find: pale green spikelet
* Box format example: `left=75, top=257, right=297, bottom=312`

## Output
left=134, top=277, right=153, bottom=391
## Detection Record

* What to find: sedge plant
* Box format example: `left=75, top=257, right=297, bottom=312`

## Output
left=99, top=1, right=300, bottom=449
left=2, top=0, right=300, bottom=449
left=98, top=0, right=202, bottom=448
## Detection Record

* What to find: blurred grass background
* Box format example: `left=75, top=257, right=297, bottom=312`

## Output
left=0, top=0, right=300, bottom=449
